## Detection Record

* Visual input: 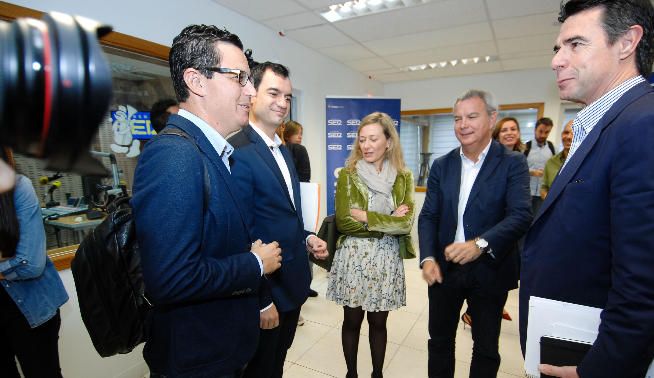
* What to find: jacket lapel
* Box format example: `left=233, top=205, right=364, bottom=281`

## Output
left=168, top=116, right=251, bottom=239
left=247, top=125, right=296, bottom=209
left=465, top=141, right=501, bottom=214
left=534, top=82, right=652, bottom=223
left=447, top=150, right=462, bottom=227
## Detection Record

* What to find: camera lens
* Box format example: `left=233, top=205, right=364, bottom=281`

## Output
left=0, top=12, right=113, bottom=175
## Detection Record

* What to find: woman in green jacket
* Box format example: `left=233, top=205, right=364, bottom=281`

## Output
left=327, top=112, right=415, bottom=378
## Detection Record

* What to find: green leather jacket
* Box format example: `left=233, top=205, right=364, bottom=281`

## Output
left=334, top=166, right=416, bottom=259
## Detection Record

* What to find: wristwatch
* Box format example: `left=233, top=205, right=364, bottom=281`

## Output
left=474, top=237, right=490, bottom=254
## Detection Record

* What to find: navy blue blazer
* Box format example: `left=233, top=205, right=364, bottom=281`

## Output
left=418, top=140, right=531, bottom=292
left=132, top=115, right=262, bottom=377
left=520, top=82, right=654, bottom=377
left=229, top=125, right=311, bottom=312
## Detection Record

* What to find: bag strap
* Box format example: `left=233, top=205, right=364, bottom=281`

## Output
left=159, top=127, right=211, bottom=211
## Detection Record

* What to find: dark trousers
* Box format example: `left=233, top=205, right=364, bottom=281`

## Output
left=242, top=306, right=301, bottom=378
left=0, top=288, right=63, bottom=378
left=151, top=368, right=244, bottom=378
left=427, top=269, right=508, bottom=378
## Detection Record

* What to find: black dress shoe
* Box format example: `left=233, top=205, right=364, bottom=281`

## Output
left=308, top=289, right=318, bottom=297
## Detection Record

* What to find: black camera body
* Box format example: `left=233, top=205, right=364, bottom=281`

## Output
left=0, top=11, right=113, bottom=175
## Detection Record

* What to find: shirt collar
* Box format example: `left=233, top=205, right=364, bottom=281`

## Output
left=177, top=109, right=233, bottom=158
left=459, top=139, right=492, bottom=164
left=575, top=75, right=645, bottom=136
left=250, top=121, right=283, bottom=148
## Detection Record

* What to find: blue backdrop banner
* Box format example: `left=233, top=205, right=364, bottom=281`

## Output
left=325, top=97, right=401, bottom=215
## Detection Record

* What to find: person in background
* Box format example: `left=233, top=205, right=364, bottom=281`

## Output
left=327, top=112, right=415, bottom=378
left=524, top=117, right=555, bottom=215
left=540, top=120, right=573, bottom=199
left=0, top=147, right=69, bottom=378
left=419, top=90, right=531, bottom=378
left=492, top=117, right=525, bottom=152
left=149, top=98, right=179, bottom=134
left=282, top=120, right=311, bottom=183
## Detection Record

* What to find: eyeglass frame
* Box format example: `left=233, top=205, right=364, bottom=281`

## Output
left=203, top=67, right=251, bottom=87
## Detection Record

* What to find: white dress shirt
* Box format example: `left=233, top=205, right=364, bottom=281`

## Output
left=454, top=140, right=492, bottom=242
left=250, top=123, right=295, bottom=209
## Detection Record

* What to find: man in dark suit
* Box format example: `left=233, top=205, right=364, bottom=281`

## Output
left=418, top=89, right=532, bottom=378
left=520, top=1, right=654, bottom=377
left=132, top=25, right=282, bottom=378
left=228, top=62, right=328, bottom=378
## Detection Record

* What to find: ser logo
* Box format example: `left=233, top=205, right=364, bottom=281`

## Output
left=347, top=132, right=357, bottom=138
left=328, top=144, right=343, bottom=151
left=347, top=145, right=354, bottom=151
left=328, top=131, right=342, bottom=138
left=327, top=119, right=342, bottom=126
left=347, top=119, right=360, bottom=126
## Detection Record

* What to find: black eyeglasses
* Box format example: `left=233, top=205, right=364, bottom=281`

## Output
left=204, top=67, right=250, bottom=86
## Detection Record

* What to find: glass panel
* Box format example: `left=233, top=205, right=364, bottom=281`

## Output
left=15, top=47, right=174, bottom=249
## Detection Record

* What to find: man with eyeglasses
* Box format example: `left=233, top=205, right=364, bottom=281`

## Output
left=131, top=25, right=283, bottom=378
left=228, top=62, right=328, bottom=378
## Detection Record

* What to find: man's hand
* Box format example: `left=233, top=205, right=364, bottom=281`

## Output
left=307, top=235, right=328, bottom=260
left=350, top=208, right=367, bottom=223
left=422, top=260, right=443, bottom=286
left=530, top=168, right=544, bottom=177
left=539, top=364, right=579, bottom=378
left=251, top=240, right=282, bottom=274
left=444, top=240, right=482, bottom=265
left=392, top=204, right=410, bottom=217
left=260, top=304, right=279, bottom=329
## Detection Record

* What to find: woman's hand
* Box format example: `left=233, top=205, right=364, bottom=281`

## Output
left=392, top=204, right=409, bottom=217
left=350, top=208, right=367, bottom=223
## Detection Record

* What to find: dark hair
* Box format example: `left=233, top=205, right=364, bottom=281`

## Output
left=559, top=0, right=654, bottom=77
left=150, top=98, right=178, bottom=133
left=283, top=120, right=303, bottom=143
left=169, top=24, right=244, bottom=102
left=250, top=62, right=290, bottom=91
left=535, top=117, right=554, bottom=129
left=0, top=147, right=19, bottom=258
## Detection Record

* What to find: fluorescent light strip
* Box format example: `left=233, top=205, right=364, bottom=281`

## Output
left=402, top=56, right=495, bottom=72
left=320, top=0, right=432, bottom=22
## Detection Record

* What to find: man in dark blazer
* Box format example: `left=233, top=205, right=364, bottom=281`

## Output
left=418, top=89, right=531, bottom=378
left=520, top=1, right=654, bottom=377
left=132, top=25, right=282, bottom=378
left=228, top=62, right=328, bottom=378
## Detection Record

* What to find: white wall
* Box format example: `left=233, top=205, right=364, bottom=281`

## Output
left=384, top=68, right=571, bottom=147
left=10, top=0, right=384, bottom=217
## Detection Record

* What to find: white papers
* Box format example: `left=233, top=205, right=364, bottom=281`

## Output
left=525, top=296, right=601, bottom=377
left=300, top=182, right=320, bottom=233
left=525, top=296, right=654, bottom=377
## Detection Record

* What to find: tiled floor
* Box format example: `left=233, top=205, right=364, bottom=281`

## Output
left=285, top=261, right=526, bottom=377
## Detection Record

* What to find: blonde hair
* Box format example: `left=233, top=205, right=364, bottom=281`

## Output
left=345, top=112, right=406, bottom=172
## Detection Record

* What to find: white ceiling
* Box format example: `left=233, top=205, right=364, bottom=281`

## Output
left=212, top=0, right=567, bottom=83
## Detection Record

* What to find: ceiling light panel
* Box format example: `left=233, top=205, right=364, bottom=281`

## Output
left=320, top=0, right=432, bottom=22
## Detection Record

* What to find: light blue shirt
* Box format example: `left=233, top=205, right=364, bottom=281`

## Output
left=177, top=109, right=234, bottom=172
left=0, top=175, right=68, bottom=327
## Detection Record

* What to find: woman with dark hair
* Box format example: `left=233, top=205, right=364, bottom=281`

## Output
left=327, top=112, right=415, bottom=378
left=493, top=117, right=525, bottom=152
left=282, top=120, right=311, bottom=182
left=0, top=148, right=69, bottom=378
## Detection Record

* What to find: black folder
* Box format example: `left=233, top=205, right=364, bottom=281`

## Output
left=540, top=336, right=592, bottom=378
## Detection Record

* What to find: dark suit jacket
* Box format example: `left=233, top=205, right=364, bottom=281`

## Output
left=418, top=140, right=531, bottom=292
left=132, top=115, right=262, bottom=377
left=286, top=143, right=311, bottom=182
left=229, top=125, right=311, bottom=312
left=520, top=82, right=654, bottom=377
